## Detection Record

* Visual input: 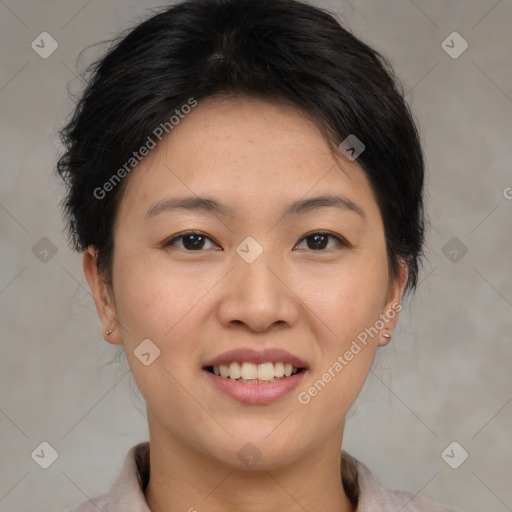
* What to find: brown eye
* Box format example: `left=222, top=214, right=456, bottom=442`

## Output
left=293, top=232, right=346, bottom=251
left=163, top=231, right=220, bottom=251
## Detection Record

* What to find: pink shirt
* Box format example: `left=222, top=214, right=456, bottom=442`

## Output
left=64, top=442, right=462, bottom=511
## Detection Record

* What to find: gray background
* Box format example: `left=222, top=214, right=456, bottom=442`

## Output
left=1, top=1, right=511, bottom=511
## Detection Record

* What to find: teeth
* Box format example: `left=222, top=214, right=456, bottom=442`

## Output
left=229, top=362, right=241, bottom=379
left=258, top=362, right=275, bottom=380
left=212, top=361, right=301, bottom=381
left=241, top=362, right=258, bottom=380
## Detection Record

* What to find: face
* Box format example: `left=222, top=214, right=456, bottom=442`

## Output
left=85, top=96, right=406, bottom=469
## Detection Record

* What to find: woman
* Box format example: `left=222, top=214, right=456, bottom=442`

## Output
left=57, top=0, right=462, bottom=510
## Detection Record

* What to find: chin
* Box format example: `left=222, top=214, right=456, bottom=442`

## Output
left=200, top=430, right=307, bottom=471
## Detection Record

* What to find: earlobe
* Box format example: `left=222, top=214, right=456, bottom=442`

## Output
left=378, top=259, right=409, bottom=346
left=83, top=247, right=122, bottom=345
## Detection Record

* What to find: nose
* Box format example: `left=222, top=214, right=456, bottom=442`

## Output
left=216, top=254, right=300, bottom=333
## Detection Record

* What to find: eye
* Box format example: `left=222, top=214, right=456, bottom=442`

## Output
left=162, top=231, right=221, bottom=251
left=293, top=231, right=347, bottom=251
left=162, top=230, right=347, bottom=252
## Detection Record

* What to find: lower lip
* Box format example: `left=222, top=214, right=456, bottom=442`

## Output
left=202, top=369, right=307, bottom=404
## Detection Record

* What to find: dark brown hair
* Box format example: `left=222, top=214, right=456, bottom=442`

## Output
left=57, top=0, right=424, bottom=293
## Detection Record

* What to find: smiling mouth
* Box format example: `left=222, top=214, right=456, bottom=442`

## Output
left=205, top=361, right=305, bottom=383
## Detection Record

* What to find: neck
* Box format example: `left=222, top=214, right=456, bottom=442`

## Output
left=144, top=424, right=355, bottom=512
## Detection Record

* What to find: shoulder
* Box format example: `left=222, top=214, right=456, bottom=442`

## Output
left=61, top=441, right=150, bottom=512
left=342, top=451, right=464, bottom=512
left=369, top=487, right=464, bottom=512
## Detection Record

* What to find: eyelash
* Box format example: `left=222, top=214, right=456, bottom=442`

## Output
left=161, top=230, right=348, bottom=252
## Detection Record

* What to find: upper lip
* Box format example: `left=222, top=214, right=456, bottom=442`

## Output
left=203, top=348, right=308, bottom=369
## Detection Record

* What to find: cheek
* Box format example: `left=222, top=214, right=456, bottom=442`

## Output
left=111, top=245, right=244, bottom=402
left=300, top=254, right=389, bottom=348
left=111, top=254, right=209, bottom=418
left=111, top=250, right=212, bottom=371
left=114, top=247, right=194, bottom=329
left=294, top=275, right=386, bottom=424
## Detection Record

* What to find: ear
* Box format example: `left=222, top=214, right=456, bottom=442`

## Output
left=377, top=258, right=409, bottom=346
left=83, top=246, right=122, bottom=345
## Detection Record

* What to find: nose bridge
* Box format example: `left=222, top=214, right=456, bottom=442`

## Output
left=239, top=253, right=280, bottom=301
left=217, top=244, right=299, bottom=332
left=235, top=234, right=281, bottom=294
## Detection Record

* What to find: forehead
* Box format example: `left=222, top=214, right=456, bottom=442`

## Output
left=117, top=96, right=380, bottom=223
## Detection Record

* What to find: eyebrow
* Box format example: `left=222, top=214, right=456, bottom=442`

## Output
left=144, top=194, right=365, bottom=221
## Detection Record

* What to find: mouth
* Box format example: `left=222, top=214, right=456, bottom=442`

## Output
left=202, top=348, right=308, bottom=403
left=205, top=361, right=305, bottom=383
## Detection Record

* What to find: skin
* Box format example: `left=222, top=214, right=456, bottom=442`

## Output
left=84, top=96, right=408, bottom=512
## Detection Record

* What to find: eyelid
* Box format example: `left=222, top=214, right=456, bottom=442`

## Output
left=161, top=230, right=221, bottom=250
left=294, top=230, right=349, bottom=250
left=162, top=230, right=349, bottom=251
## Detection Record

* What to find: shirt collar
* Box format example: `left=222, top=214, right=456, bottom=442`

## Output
left=107, top=441, right=386, bottom=512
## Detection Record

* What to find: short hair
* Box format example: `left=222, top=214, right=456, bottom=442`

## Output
left=57, top=0, right=425, bottom=294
